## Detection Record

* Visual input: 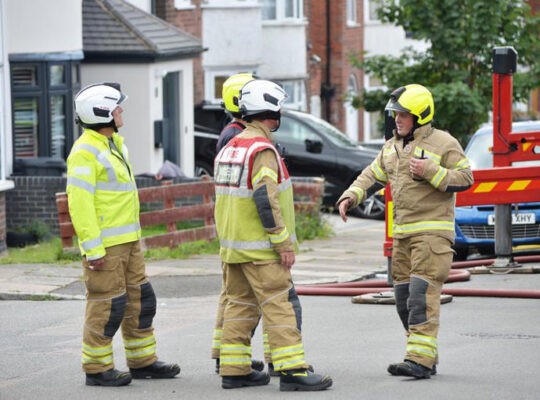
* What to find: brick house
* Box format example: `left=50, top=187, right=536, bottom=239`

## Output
left=306, top=0, right=363, bottom=142
left=1, top=0, right=203, bottom=251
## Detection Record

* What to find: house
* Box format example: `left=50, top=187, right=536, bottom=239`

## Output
left=306, top=0, right=364, bottom=142
left=1, top=0, right=203, bottom=248
left=159, top=0, right=309, bottom=110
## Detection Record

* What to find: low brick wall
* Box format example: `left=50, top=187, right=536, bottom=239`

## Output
left=5, top=176, right=193, bottom=236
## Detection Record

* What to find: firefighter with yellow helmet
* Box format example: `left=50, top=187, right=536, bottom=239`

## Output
left=214, top=79, right=333, bottom=391
left=211, top=72, right=268, bottom=374
left=67, top=82, right=180, bottom=386
left=216, top=73, right=256, bottom=151
left=338, top=84, right=473, bottom=378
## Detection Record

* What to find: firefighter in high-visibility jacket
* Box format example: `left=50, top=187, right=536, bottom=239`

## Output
left=67, top=83, right=180, bottom=387
left=211, top=72, right=269, bottom=375
left=338, top=84, right=473, bottom=379
left=214, top=79, right=332, bottom=391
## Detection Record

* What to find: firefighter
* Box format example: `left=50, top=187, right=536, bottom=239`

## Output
left=214, top=79, right=333, bottom=391
left=338, top=84, right=473, bottom=379
left=212, top=72, right=268, bottom=374
left=215, top=72, right=256, bottom=151
left=67, top=83, right=180, bottom=386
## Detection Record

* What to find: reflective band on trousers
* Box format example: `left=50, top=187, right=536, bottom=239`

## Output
left=263, top=333, right=270, bottom=355
left=124, top=334, right=157, bottom=360
left=393, top=220, right=454, bottom=234
left=407, top=333, right=437, bottom=359
left=212, top=328, right=223, bottom=350
left=220, top=233, right=297, bottom=250
left=82, top=342, right=113, bottom=365
left=220, top=343, right=252, bottom=366
left=271, top=343, right=306, bottom=371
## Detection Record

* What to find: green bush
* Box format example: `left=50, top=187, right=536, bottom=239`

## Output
left=295, top=211, right=334, bottom=242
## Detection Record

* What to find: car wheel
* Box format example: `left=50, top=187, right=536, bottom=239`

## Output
left=477, top=245, right=495, bottom=257
left=453, top=247, right=469, bottom=261
left=195, top=161, right=213, bottom=177
left=349, top=191, right=385, bottom=220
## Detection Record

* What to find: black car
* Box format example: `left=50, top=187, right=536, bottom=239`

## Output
left=194, top=104, right=382, bottom=218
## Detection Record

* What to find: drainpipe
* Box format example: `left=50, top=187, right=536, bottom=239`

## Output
left=321, top=0, right=335, bottom=122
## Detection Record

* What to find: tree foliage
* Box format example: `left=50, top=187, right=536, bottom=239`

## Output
left=351, top=0, right=540, bottom=143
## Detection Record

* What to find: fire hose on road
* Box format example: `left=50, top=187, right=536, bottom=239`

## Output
left=296, top=256, right=540, bottom=299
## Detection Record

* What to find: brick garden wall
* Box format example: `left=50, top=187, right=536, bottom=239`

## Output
left=5, top=176, right=192, bottom=237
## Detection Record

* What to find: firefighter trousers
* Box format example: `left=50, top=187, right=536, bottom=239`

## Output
left=81, top=241, right=158, bottom=374
left=219, top=260, right=308, bottom=376
left=211, top=265, right=271, bottom=363
left=391, top=235, right=453, bottom=369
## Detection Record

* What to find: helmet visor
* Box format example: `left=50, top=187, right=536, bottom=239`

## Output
left=384, top=98, right=411, bottom=114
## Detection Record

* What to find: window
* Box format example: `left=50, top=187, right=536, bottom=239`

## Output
left=260, top=0, right=303, bottom=21
left=365, top=0, right=380, bottom=22
left=204, top=68, right=258, bottom=103
left=174, top=0, right=193, bottom=9
left=11, top=60, right=80, bottom=161
left=346, top=0, right=357, bottom=25
left=281, top=80, right=306, bottom=111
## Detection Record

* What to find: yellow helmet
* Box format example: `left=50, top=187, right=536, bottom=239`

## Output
left=222, top=73, right=256, bottom=116
left=385, top=84, right=434, bottom=125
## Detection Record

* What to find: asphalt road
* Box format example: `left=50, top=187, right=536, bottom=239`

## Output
left=1, top=272, right=539, bottom=400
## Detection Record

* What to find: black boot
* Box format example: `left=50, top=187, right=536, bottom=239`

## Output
left=387, top=360, right=432, bottom=379
left=222, top=370, right=270, bottom=389
left=216, top=358, right=264, bottom=374
left=279, top=369, right=332, bottom=391
left=130, top=360, right=180, bottom=379
left=85, top=368, right=132, bottom=386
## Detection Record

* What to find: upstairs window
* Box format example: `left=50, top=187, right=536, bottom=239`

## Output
left=346, top=0, right=357, bottom=26
left=261, top=0, right=303, bottom=21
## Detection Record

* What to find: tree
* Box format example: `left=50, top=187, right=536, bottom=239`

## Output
left=351, top=0, right=540, bottom=143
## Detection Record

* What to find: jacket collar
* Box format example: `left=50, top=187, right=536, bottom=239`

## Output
left=84, top=128, right=123, bottom=147
left=245, top=120, right=272, bottom=140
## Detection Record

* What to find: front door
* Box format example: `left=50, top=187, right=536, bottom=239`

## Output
left=162, top=72, right=180, bottom=164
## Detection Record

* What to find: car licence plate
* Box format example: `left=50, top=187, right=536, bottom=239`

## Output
left=487, top=213, right=536, bottom=225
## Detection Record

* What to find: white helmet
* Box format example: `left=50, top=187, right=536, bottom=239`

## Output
left=74, top=82, right=127, bottom=127
left=239, top=79, right=288, bottom=117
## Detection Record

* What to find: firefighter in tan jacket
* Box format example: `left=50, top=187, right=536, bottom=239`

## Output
left=338, top=84, right=473, bottom=379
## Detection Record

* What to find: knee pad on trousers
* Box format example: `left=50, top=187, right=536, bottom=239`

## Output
left=139, top=282, right=157, bottom=329
left=408, top=277, right=428, bottom=326
left=288, top=286, right=302, bottom=331
left=394, top=283, right=410, bottom=330
left=104, top=293, right=127, bottom=337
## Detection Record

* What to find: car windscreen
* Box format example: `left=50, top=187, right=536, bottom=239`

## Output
left=466, top=123, right=540, bottom=169
left=286, top=111, right=358, bottom=148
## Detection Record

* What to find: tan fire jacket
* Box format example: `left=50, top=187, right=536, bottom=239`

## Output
left=338, top=124, right=473, bottom=242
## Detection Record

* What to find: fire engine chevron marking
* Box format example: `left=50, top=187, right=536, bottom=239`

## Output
left=474, top=182, right=497, bottom=192
left=471, top=179, right=540, bottom=193
left=508, top=180, right=531, bottom=191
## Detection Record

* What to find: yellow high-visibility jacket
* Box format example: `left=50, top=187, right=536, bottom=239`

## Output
left=214, top=121, right=297, bottom=263
left=66, top=128, right=141, bottom=260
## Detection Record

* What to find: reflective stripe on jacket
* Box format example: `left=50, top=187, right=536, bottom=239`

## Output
left=214, top=125, right=297, bottom=263
left=66, top=129, right=141, bottom=260
left=339, top=124, right=473, bottom=242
